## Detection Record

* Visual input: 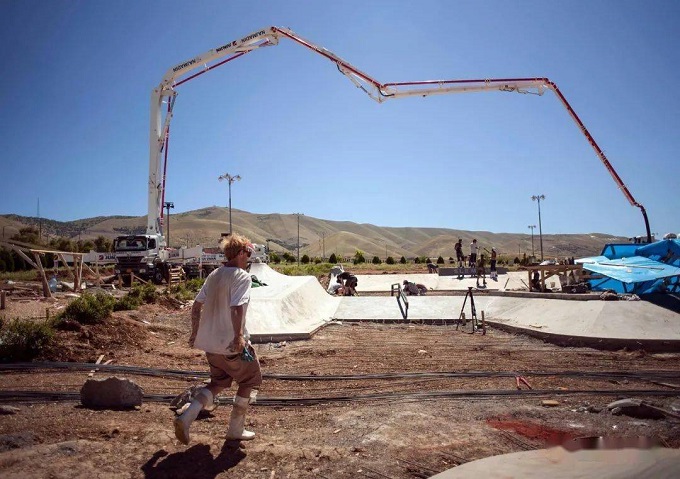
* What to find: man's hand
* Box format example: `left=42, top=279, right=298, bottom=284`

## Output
left=229, top=334, right=246, bottom=353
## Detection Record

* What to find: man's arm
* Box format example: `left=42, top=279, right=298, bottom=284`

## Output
left=189, top=300, right=202, bottom=347
left=229, top=304, right=246, bottom=353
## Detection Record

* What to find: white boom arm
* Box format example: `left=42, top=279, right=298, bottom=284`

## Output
left=148, top=26, right=650, bottom=242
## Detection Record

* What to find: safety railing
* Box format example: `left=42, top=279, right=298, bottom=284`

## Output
left=391, top=283, right=409, bottom=320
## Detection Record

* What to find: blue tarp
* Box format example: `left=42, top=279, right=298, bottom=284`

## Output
left=577, top=239, right=680, bottom=294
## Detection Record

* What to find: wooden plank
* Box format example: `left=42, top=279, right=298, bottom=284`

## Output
left=88, top=354, right=106, bottom=377
left=9, top=244, right=38, bottom=269
left=56, top=254, right=75, bottom=279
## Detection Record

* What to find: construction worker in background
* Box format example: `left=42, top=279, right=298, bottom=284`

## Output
left=175, top=234, right=262, bottom=445
left=490, top=247, right=498, bottom=281
left=455, top=239, right=465, bottom=265
left=476, top=254, right=487, bottom=288
left=469, top=239, right=479, bottom=267
left=403, top=280, right=427, bottom=295
left=337, top=271, right=359, bottom=296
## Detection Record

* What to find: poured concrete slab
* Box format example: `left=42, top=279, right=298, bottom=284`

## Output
left=354, top=271, right=563, bottom=293
left=430, top=446, right=680, bottom=479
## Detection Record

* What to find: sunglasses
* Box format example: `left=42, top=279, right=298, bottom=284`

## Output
left=242, top=249, right=252, bottom=258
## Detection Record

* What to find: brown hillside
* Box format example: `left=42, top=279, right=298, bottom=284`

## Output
left=0, top=208, right=627, bottom=259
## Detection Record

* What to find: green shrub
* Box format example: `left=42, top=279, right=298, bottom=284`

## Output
left=437, top=256, right=445, bottom=264
left=353, top=250, right=366, bottom=265
left=129, top=283, right=158, bottom=304
left=113, top=294, right=141, bottom=311
left=301, top=254, right=310, bottom=264
left=329, top=253, right=338, bottom=264
left=414, top=257, right=421, bottom=264
left=167, top=278, right=205, bottom=302
left=61, top=292, right=114, bottom=324
left=386, top=256, right=395, bottom=265
left=269, top=252, right=281, bottom=264
left=0, top=318, right=55, bottom=361
left=371, top=256, right=381, bottom=265
left=274, top=263, right=333, bottom=277
left=400, top=256, right=407, bottom=264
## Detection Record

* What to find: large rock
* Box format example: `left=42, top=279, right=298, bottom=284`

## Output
left=80, top=377, right=143, bottom=409
left=607, top=398, right=665, bottom=419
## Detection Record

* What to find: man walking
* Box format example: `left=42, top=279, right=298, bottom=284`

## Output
left=174, top=234, right=262, bottom=445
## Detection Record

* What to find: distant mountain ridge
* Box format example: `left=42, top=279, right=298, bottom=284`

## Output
left=0, top=208, right=627, bottom=259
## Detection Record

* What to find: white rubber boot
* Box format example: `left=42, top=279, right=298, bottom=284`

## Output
left=226, top=395, right=256, bottom=441
left=174, top=388, right=213, bottom=445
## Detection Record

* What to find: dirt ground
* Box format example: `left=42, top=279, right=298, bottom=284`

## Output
left=1, top=283, right=680, bottom=478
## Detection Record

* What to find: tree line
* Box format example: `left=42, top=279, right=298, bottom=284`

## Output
left=0, top=227, right=113, bottom=272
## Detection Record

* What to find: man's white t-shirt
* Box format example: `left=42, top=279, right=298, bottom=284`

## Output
left=193, top=266, right=251, bottom=355
left=470, top=242, right=479, bottom=255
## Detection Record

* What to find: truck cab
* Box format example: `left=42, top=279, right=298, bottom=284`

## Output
left=250, top=243, right=269, bottom=263
left=113, top=234, right=168, bottom=284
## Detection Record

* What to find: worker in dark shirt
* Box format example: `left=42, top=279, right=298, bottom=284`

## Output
left=337, top=271, right=358, bottom=296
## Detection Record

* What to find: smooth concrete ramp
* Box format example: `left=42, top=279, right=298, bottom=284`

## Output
left=430, top=446, right=680, bottom=479
left=247, top=263, right=339, bottom=341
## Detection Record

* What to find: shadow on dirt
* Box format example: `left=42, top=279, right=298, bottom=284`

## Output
left=141, top=440, right=246, bottom=479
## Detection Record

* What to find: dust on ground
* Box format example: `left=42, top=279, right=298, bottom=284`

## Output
left=1, top=285, right=680, bottom=478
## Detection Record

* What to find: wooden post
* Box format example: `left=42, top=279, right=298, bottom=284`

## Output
left=1, top=291, right=5, bottom=310
left=46, top=308, right=50, bottom=321
left=32, top=251, right=52, bottom=299
left=481, top=310, right=486, bottom=335
left=73, top=256, right=81, bottom=292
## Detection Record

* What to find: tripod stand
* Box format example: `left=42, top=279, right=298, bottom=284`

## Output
left=456, top=287, right=486, bottom=334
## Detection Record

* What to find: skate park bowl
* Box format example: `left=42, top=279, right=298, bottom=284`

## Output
left=244, top=264, right=680, bottom=351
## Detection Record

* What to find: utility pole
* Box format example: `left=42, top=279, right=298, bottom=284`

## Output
left=164, top=201, right=174, bottom=247
left=294, top=213, right=303, bottom=265
left=531, top=195, right=546, bottom=262
left=528, top=225, right=536, bottom=259
left=37, top=197, right=41, bottom=243
left=218, top=173, right=241, bottom=235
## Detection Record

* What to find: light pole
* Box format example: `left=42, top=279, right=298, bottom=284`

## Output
left=528, top=225, right=536, bottom=260
left=294, top=213, right=303, bottom=265
left=218, top=173, right=241, bottom=235
left=531, top=195, right=545, bottom=261
left=164, top=201, right=174, bottom=247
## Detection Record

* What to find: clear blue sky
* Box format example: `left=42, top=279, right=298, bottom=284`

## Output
left=1, top=0, right=678, bottom=237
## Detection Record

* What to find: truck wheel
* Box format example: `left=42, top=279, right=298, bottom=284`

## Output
left=153, top=269, right=164, bottom=285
